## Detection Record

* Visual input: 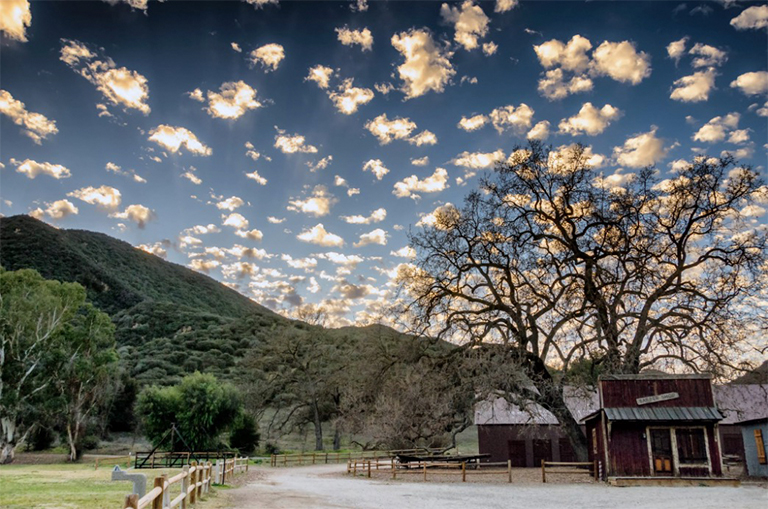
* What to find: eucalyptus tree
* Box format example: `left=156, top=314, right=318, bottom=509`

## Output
left=401, top=143, right=767, bottom=459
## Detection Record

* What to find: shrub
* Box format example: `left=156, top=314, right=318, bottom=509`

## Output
left=229, top=413, right=259, bottom=454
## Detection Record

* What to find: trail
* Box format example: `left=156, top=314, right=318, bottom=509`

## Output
left=226, top=464, right=767, bottom=509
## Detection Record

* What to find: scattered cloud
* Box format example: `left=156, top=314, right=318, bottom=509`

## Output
left=328, top=78, right=374, bottom=114
left=249, top=43, right=285, bottom=71
left=341, top=207, right=387, bottom=224
left=354, top=228, right=388, bottom=247
left=106, top=162, right=145, bottom=183
left=11, top=158, right=71, bottom=179
left=527, top=120, right=551, bottom=140
left=613, top=127, right=668, bottom=168
left=393, top=167, right=450, bottom=199
left=365, top=113, right=417, bottom=144
left=198, top=81, right=263, bottom=119
left=730, top=5, right=768, bottom=30
left=670, top=68, right=717, bottom=102
left=440, top=1, right=490, bottom=51
left=590, top=40, right=651, bottom=84
left=44, top=199, right=79, bottom=220
left=245, top=170, right=267, bottom=185
left=297, top=223, right=345, bottom=247
left=391, top=246, right=416, bottom=259
left=489, top=104, right=534, bottom=133
left=452, top=149, right=505, bottom=169
left=689, top=43, right=727, bottom=68
left=666, top=37, right=688, bottom=64
left=109, top=204, right=156, bottom=228
left=68, top=185, right=122, bottom=209
left=148, top=125, right=211, bottom=156
left=0, top=0, right=31, bottom=42
left=274, top=127, right=318, bottom=154
left=0, top=90, right=58, bottom=143
left=692, top=112, right=741, bottom=143
left=307, top=155, right=333, bottom=173
left=391, top=28, right=456, bottom=99
left=306, top=65, right=335, bottom=89
left=336, top=26, right=373, bottom=51
left=60, top=39, right=151, bottom=115
left=495, top=0, right=518, bottom=13
left=457, top=113, right=488, bottom=131
left=411, top=156, right=429, bottom=166
left=558, top=102, right=622, bottom=136
left=216, top=196, right=245, bottom=211
left=287, top=185, right=337, bottom=217
left=362, top=159, right=390, bottom=180
left=730, top=71, right=768, bottom=96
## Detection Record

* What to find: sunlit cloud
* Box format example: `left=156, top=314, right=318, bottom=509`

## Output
left=354, top=228, right=388, bottom=247
left=148, top=125, right=212, bottom=156
left=11, top=158, right=71, bottom=179
left=440, top=1, right=490, bottom=51
left=336, top=26, right=373, bottom=51
left=340, top=207, right=386, bottom=224
left=287, top=185, right=337, bottom=217
left=391, top=28, right=455, bottom=99
left=0, top=90, right=58, bottom=144
left=613, top=127, right=668, bottom=168
left=274, top=127, right=318, bottom=153
left=249, top=43, right=285, bottom=71
left=0, top=0, right=32, bottom=42
left=328, top=79, right=374, bottom=114
left=109, top=204, right=156, bottom=228
left=558, top=102, right=622, bottom=136
left=297, top=223, right=345, bottom=247
left=68, top=185, right=122, bottom=209
left=393, top=167, right=449, bottom=199
left=197, top=81, right=263, bottom=119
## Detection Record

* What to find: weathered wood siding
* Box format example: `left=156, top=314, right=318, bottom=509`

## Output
left=477, top=424, right=583, bottom=467
left=609, top=423, right=652, bottom=477
left=601, top=378, right=714, bottom=408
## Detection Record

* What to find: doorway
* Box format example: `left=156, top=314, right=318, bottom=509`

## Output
left=650, top=429, right=673, bottom=475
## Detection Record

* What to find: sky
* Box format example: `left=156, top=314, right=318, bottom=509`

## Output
left=1, top=0, right=767, bottom=327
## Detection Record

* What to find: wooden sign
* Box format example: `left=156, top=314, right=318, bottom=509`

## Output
left=637, top=392, right=679, bottom=406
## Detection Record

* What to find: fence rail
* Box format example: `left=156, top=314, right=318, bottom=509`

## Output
left=541, top=460, right=597, bottom=483
left=269, top=448, right=445, bottom=467
left=346, top=458, right=515, bottom=483
left=95, top=455, right=133, bottom=470
left=121, top=457, right=248, bottom=509
left=134, top=451, right=236, bottom=470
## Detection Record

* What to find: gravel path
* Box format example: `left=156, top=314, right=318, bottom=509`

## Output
left=228, top=464, right=767, bottom=509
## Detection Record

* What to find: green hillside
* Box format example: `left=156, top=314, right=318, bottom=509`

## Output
left=0, top=214, right=276, bottom=319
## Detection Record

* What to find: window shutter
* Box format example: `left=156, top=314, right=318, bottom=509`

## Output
left=756, top=429, right=767, bottom=465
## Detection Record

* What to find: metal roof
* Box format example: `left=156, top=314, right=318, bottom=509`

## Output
left=600, top=373, right=713, bottom=381
left=604, top=406, right=723, bottom=422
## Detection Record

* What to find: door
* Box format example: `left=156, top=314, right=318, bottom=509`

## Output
left=533, top=439, right=552, bottom=468
left=650, top=429, right=673, bottom=475
left=507, top=440, right=527, bottom=467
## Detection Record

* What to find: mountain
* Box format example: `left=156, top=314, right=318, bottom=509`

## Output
left=0, top=214, right=276, bottom=319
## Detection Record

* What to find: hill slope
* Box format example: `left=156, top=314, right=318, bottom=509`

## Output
left=0, top=214, right=276, bottom=319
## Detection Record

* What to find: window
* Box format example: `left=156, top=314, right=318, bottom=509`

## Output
left=756, top=429, right=767, bottom=465
left=675, top=428, right=707, bottom=464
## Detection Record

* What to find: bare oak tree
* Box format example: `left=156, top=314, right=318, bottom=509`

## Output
left=401, top=143, right=767, bottom=459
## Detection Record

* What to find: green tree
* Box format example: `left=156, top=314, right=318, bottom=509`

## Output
left=50, top=304, right=119, bottom=461
left=229, top=413, right=259, bottom=454
left=137, top=372, right=241, bottom=451
left=0, top=269, right=86, bottom=464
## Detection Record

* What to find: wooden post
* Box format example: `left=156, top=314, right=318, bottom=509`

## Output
left=124, top=493, right=139, bottom=509
left=151, top=453, right=155, bottom=469
left=151, top=477, right=163, bottom=509
left=207, top=461, right=213, bottom=493
left=221, top=459, right=227, bottom=485
left=508, top=459, right=512, bottom=483
left=541, top=460, right=546, bottom=483
left=190, top=462, right=197, bottom=504
left=462, top=462, right=466, bottom=482
left=353, top=460, right=357, bottom=476
left=283, top=454, right=287, bottom=466
left=246, top=457, right=249, bottom=473
left=197, top=462, right=203, bottom=499
left=423, top=462, right=427, bottom=482
left=367, top=460, right=371, bottom=478
left=593, top=459, right=598, bottom=481
left=391, top=458, right=396, bottom=480
left=312, top=453, right=316, bottom=465
left=299, top=452, right=303, bottom=466
left=181, top=466, right=189, bottom=509
left=325, top=453, right=329, bottom=464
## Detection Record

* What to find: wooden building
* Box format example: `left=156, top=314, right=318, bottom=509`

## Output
left=738, top=417, right=768, bottom=478
left=584, top=374, right=727, bottom=483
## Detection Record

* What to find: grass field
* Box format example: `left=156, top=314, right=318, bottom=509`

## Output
left=0, top=460, right=228, bottom=509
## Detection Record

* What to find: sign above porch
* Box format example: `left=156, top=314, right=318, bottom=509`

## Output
left=637, top=392, right=680, bottom=406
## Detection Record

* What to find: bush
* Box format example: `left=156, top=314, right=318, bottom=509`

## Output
left=263, top=442, right=280, bottom=455
left=27, top=426, right=56, bottom=451
left=229, top=413, right=259, bottom=454
left=80, top=435, right=100, bottom=451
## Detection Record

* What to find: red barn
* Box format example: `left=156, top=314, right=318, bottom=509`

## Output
left=584, top=374, right=736, bottom=485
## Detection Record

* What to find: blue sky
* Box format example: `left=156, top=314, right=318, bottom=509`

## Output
left=2, top=0, right=767, bottom=325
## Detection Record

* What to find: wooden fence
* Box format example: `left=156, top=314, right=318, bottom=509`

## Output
left=122, top=457, right=249, bottom=509
left=270, top=448, right=444, bottom=467
left=346, top=458, right=515, bottom=483
left=541, top=460, right=597, bottom=483
left=95, top=455, right=133, bottom=470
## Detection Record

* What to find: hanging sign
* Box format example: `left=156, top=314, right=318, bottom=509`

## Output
left=636, top=392, right=679, bottom=406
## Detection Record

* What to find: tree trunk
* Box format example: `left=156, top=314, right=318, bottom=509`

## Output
left=1, top=417, right=17, bottom=464
left=333, top=426, right=341, bottom=451
left=312, top=400, right=323, bottom=451
left=66, top=422, right=80, bottom=462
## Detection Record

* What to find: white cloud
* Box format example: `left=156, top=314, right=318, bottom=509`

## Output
left=730, top=5, right=768, bottom=30
left=689, top=43, right=728, bottom=68
left=613, top=128, right=668, bottom=168
left=482, top=42, right=498, bottom=56
left=411, top=156, right=430, bottom=166
left=246, top=0, right=279, bottom=8
left=139, top=241, right=169, bottom=259
left=12, top=158, right=71, bottom=179
left=60, top=39, right=151, bottom=115
left=244, top=141, right=271, bottom=162
left=109, top=204, right=156, bottom=228
left=340, top=207, right=387, bottom=224
left=282, top=254, right=318, bottom=271
left=527, top=120, right=551, bottom=140
left=692, top=113, right=740, bottom=143
left=222, top=212, right=249, bottom=230
left=200, top=81, right=262, bottom=119
left=189, top=259, right=221, bottom=274
left=374, top=82, right=394, bottom=95
left=558, top=102, right=622, bottom=136
left=391, top=246, right=417, bottom=259
left=231, top=42, right=242, bottom=53
left=0, top=0, right=31, bottom=42
left=730, top=71, right=768, bottom=96
left=416, top=203, right=459, bottom=229
left=148, top=125, right=212, bottom=156
left=409, top=130, right=438, bottom=146
left=0, top=90, right=58, bottom=143
left=336, top=26, right=373, bottom=51
left=297, top=223, right=345, bottom=247
left=666, top=37, right=688, bottom=64
left=457, top=113, right=488, bottom=131
left=590, top=40, right=651, bottom=84
left=354, top=228, right=388, bottom=247
left=249, top=43, right=285, bottom=71
left=393, top=167, right=450, bottom=199
left=549, top=144, right=607, bottom=172
left=181, top=170, right=201, bottom=185
left=495, top=0, right=518, bottom=13
left=391, top=28, right=456, bottom=99
left=306, top=65, right=335, bottom=89
left=328, top=79, right=374, bottom=114
left=537, top=69, right=594, bottom=100
left=44, top=199, right=79, bottom=220
left=440, top=1, right=490, bottom=51
left=235, top=228, right=264, bottom=241
left=365, top=113, right=417, bottom=144
left=489, top=104, right=534, bottom=133
left=350, top=0, right=368, bottom=12
left=68, top=185, right=122, bottom=209
left=267, top=216, right=285, bottom=224
left=106, top=162, right=146, bottom=183
left=216, top=196, right=245, bottom=211
left=288, top=185, right=337, bottom=217
left=307, top=155, right=333, bottom=173
left=362, top=159, right=390, bottom=180
left=670, top=68, right=717, bottom=102
left=452, top=149, right=505, bottom=169
left=184, top=223, right=220, bottom=235
left=316, top=251, right=364, bottom=268
left=245, top=170, right=267, bottom=185
left=534, top=35, right=592, bottom=72
left=274, top=128, right=318, bottom=154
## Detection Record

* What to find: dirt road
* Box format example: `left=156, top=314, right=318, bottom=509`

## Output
left=226, top=464, right=767, bottom=509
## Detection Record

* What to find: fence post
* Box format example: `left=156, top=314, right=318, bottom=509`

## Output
left=207, top=461, right=213, bottom=493
left=541, top=460, right=546, bottom=483
left=593, top=459, right=598, bottom=481
left=221, top=459, right=227, bottom=485
left=181, top=466, right=189, bottom=509
left=197, top=462, right=203, bottom=499
left=423, top=462, right=427, bottom=482
left=125, top=493, right=139, bottom=509
left=151, top=477, right=163, bottom=509
left=367, top=460, right=371, bottom=478
left=190, top=462, right=197, bottom=504
left=508, top=459, right=512, bottom=483
left=162, top=474, right=170, bottom=508
left=462, top=462, right=466, bottom=482
left=353, top=460, right=357, bottom=476
left=246, top=457, right=249, bottom=474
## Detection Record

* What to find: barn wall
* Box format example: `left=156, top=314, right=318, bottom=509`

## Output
left=719, top=424, right=745, bottom=460
left=741, top=421, right=768, bottom=478
left=601, top=378, right=714, bottom=408
left=607, top=423, right=651, bottom=477
left=477, top=424, right=582, bottom=467
left=707, top=423, right=723, bottom=476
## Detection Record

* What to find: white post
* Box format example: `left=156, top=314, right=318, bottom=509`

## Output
left=215, top=459, right=222, bottom=484
left=181, top=466, right=189, bottom=509
left=162, top=475, right=171, bottom=508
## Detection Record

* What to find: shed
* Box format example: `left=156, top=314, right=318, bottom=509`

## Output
left=583, top=374, right=729, bottom=484
left=738, top=418, right=768, bottom=478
